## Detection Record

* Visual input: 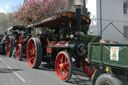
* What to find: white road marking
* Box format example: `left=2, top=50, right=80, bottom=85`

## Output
left=6, top=65, right=26, bottom=83
left=0, top=58, right=5, bottom=63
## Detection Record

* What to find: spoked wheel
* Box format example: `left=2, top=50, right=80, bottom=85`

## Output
left=55, top=51, right=72, bottom=82
left=82, top=54, right=94, bottom=76
left=7, top=36, right=15, bottom=57
left=27, top=38, right=42, bottom=68
left=16, top=44, right=23, bottom=61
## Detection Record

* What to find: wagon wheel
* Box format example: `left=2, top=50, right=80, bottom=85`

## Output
left=82, top=54, right=94, bottom=76
left=95, top=73, right=123, bottom=85
left=7, top=36, right=15, bottom=57
left=27, top=38, right=42, bottom=68
left=16, top=44, right=23, bottom=61
left=55, top=51, right=72, bottom=82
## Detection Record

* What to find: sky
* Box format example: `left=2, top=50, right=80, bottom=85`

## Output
left=0, top=0, right=24, bottom=13
left=86, top=0, right=96, bottom=18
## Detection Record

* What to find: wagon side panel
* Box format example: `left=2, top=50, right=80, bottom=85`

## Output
left=102, top=44, right=128, bottom=68
left=89, top=43, right=128, bottom=69
left=88, top=43, right=102, bottom=64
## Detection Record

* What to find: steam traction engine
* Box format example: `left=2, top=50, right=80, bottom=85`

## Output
left=27, top=11, right=94, bottom=81
left=6, top=25, right=32, bottom=61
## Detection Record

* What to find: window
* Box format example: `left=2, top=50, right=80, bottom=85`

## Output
left=123, top=2, right=128, bottom=14
left=123, top=26, right=128, bottom=38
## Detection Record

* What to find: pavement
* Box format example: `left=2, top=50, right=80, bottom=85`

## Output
left=0, top=55, right=91, bottom=85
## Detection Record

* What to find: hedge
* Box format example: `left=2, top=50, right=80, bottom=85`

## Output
left=81, top=34, right=101, bottom=45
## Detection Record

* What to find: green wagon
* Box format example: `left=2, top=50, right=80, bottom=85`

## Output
left=88, top=43, right=128, bottom=85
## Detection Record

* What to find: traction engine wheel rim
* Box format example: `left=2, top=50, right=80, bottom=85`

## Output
left=16, top=44, right=20, bottom=60
left=27, top=39, right=36, bottom=67
left=7, top=37, right=10, bottom=56
left=16, top=44, right=22, bottom=61
left=56, top=52, right=72, bottom=81
left=82, top=54, right=94, bottom=76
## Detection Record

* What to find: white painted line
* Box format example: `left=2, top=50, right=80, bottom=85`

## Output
left=6, top=65, right=26, bottom=83
left=0, top=58, right=5, bottom=63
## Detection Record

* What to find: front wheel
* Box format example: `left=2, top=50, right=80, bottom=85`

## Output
left=95, top=73, right=123, bottom=85
left=27, top=38, right=42, bottom=68
left=55, top=51, right=72, bottom=82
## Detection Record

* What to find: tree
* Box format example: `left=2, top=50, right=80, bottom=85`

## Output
left=0, top=13, right=16, bottom=33
left=13, top=0, right=68, bottom=25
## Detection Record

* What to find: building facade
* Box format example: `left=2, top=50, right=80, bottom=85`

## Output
left=88, top=0, right=128, bottom=43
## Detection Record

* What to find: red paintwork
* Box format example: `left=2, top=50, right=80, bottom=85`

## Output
left=16, top=44, right=21, bottom=60
left=46, top=39, right=69, bottom=53
left=27, top=39, right=36, bottom=67
left=46, top=48, right=52, bottom=53
left=46, top=41, right=69, bottom=53
left=19, top=35, right=24, bottom=44
left=51, top=41, right=69, bottom=46
left=7, top=37, right=10, bottom=56
left=82, top=54, right=94, bottom=76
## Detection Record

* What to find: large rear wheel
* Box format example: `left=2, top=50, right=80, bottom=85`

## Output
left=55, top=51, right=72, bottom=82
left=7, top=36, right=15, bottom=57
left=27, top=38, right=42, bottom=68
left=16, top=44, right=23, bottom=61
left=82, top=54, right=94, bottom=76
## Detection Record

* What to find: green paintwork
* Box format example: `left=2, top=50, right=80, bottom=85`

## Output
left=88, top=43, right=128, bottom=69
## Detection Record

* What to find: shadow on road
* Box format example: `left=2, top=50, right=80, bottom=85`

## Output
left=37, top=63, right=55, bottom=71
left=36, top=63, right=91, bottom=85
left=68, top=74, right=91, bottom=85
left=0, top=68, right=24, bottom=73
left=13, top=58, right=27, bottom=62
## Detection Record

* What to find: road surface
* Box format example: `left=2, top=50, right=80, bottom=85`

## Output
left=0, top=55, right=91, bottom=85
